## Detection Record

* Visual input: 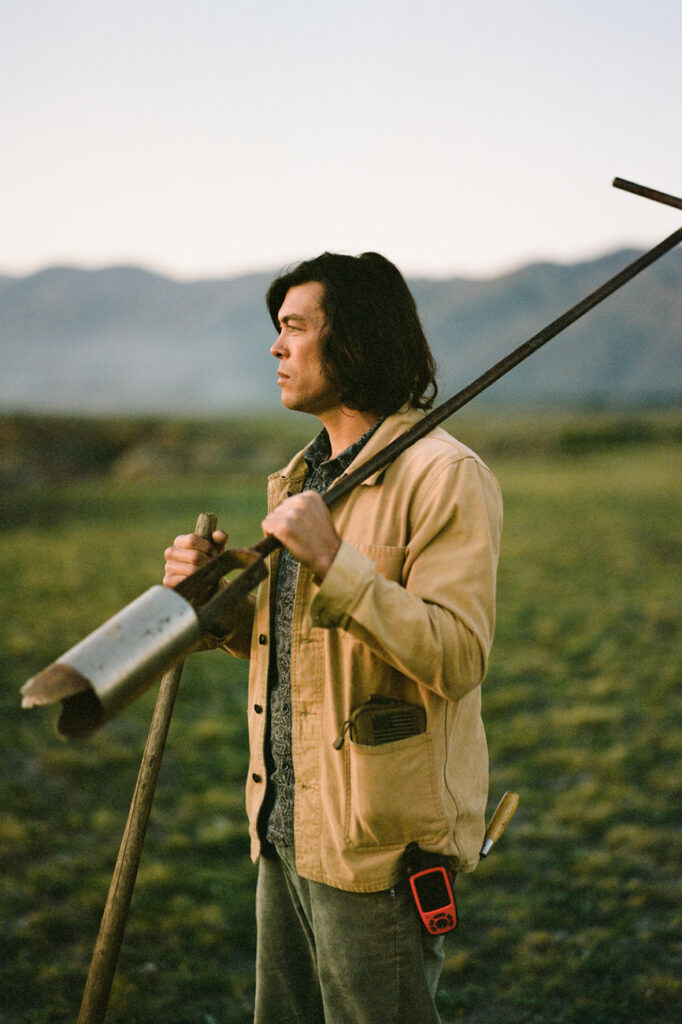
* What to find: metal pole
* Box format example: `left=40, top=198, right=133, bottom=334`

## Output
left=195, top=212, right=682, bottom=634
left=612, top=177, right=682, bottom=211
left=76, top=513, right=217, bottom=1024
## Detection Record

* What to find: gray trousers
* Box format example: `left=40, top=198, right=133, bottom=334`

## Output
left=254, top=845, right=445, bottom=1024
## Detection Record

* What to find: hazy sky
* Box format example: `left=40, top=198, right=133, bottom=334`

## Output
left=2, top=0, right=680, bottom=280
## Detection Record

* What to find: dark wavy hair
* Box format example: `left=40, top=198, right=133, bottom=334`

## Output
left=266, top=252, right=437, bottom=416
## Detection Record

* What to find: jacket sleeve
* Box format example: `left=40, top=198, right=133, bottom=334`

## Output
left=309, top=454, right=502, bottom=701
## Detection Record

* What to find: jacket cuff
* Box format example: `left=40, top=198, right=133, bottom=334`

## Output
left=310, top=541, right=375, bottom=629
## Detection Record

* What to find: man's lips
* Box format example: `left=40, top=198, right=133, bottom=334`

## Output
left=277, top=371, right=290, bottom=386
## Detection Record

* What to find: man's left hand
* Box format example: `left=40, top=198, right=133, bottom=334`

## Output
left=262, top=491, right=341, bottom=580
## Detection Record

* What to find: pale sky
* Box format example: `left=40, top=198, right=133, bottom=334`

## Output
left=2, top=0, right=680, bottom=281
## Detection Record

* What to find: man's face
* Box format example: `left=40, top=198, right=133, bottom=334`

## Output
left=270, top=281, right=340, bottom=416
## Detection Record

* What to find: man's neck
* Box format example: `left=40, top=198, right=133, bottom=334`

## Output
left=317, top=406, right=380, bottom=458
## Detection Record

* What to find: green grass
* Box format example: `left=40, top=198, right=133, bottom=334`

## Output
left=1, top=412, right=680, bottom=1023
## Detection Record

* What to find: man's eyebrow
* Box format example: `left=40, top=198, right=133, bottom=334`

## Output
left=279, top=313, right=307, bottom=326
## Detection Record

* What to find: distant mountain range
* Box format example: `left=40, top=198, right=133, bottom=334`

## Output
left=1, top=248, right=680, bottom=414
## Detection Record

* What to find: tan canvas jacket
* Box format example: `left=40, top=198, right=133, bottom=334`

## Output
left=223, top=407, right=503, bottom=892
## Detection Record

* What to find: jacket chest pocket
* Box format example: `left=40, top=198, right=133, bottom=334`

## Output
left=350, top=542, right=406, bottom=584
left=343, top=732, right=448, bottom=850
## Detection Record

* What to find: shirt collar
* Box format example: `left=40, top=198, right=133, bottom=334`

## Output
left=304, top=418, right=384, bottom=478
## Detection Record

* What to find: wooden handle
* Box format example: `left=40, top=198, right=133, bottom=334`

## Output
left=485, top=791, right=520, bottom=843
left=195, top=512, right=218, bottom=542
left=480, top=791, right=520, bottom=858
left=76, top=513, right=217, bottom=1024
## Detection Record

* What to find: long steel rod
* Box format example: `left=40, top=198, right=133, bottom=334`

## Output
left=196, top=215, right=682, bottom=634
left=76, top=513, right=217, bottom=1024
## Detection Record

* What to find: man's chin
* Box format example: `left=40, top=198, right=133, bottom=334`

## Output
left=280, top=393, right=308, bottom=414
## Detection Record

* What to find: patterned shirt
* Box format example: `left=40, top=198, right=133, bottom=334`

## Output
left=265, top=419, right=382, bottom=847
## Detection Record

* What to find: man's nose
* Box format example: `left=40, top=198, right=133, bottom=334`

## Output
left=270, top=332, right=286, bottom=358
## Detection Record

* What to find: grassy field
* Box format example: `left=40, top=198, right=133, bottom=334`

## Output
left=0, top=410, right=680, bottom=1023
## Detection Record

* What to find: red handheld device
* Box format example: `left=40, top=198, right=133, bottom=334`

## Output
left=408, top=864, right=457, bottom=935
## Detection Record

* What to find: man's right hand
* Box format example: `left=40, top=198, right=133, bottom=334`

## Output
left=163, top=530, right=228, bottom=588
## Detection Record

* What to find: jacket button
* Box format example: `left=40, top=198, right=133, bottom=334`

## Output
left=254, top=704, right=263, bottom=714
left=252, top=772, right=262, bottom=783
left=258, top=634, right=267, bottom=645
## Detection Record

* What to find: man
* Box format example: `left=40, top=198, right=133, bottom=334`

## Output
left=163, top=252, right=502, bottom=1023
